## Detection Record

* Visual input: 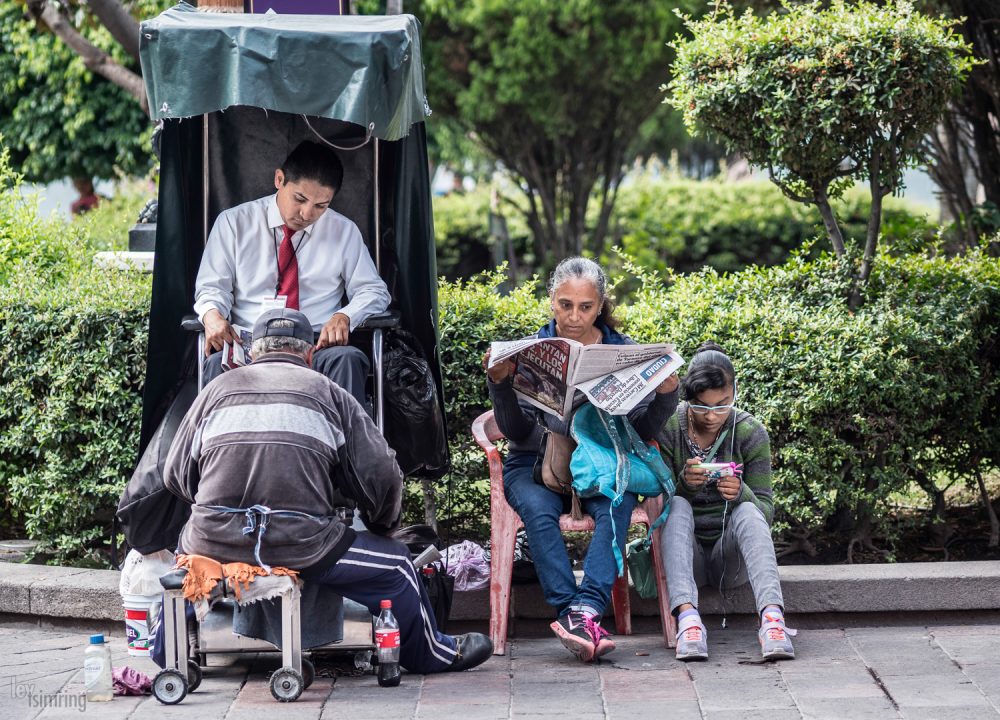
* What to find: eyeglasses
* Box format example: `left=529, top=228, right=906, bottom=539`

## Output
left=689, top=403, right=734, bottom=416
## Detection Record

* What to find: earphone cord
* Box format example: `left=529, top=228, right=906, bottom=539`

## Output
left=718, top=406, right=740, bottom=630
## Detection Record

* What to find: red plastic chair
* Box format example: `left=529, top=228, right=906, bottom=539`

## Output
left=472, top=409, right=677, bottom=656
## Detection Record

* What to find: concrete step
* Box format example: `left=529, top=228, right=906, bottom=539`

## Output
left=2, top=560, right=999, bottom=624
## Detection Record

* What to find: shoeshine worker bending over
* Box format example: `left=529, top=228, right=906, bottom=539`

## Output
left=164, top=308, right=493, bottom=674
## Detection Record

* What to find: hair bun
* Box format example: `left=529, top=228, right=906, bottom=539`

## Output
left=694, top=340, right=726, bottom=356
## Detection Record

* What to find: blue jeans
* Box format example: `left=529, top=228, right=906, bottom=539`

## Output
left=503, top=451, right=636, bottom=618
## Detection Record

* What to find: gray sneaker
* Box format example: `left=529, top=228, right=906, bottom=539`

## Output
left=674, top=614, right=708, bottom=661
left=759, top=618, right=796, bottom=660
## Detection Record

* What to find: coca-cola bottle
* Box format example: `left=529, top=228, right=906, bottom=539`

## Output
left=375, top=599, right=401, bottom=687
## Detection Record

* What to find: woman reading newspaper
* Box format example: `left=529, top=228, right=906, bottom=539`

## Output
left=484, top=257, right=679, bottom=662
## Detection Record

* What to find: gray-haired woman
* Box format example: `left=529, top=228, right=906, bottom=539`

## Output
left=484, top=257, right=679, bottom=662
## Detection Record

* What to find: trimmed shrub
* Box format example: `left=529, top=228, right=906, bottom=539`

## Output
left=607, top=177, right=936, bottom=277
left=431, top=250, right=1000, bottom=558
left=433, top=178, right=936, bottom=285
left=0, top=150, right=150, bottom=564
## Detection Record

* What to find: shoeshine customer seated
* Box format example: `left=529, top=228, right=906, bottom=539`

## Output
left=484, top=257, right=679, bottom=663
left=657, top=342, right=795, bottom=662
left=164, top=308, right=492, bottom=675
left=194, top=141, right=391, bottom=404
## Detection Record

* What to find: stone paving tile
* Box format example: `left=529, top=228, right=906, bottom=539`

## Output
left=899, top=706, right=1000, bottom=719
left=7, top=621, right=1000, bottom=719
left=704, top=708, right=802, bottom=720
left=953, top=663, right=1000, bottom=707
left=606, top=699, right=704, bottom=720
left=930, top=626, right=1000, bottom=666
left=878, top=674, right=994, bottom=710
left=599, top=666, right=697, bottom=701
left=779, top=664, right=885, bottom=699
left=795, top=697, right=901, bottom=720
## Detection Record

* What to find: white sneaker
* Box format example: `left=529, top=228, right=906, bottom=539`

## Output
left=675, top=614, right=708, bottom=661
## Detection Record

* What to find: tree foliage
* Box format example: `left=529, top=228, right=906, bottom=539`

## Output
left=418, top=0, right=695, bottom=268
left=668, top=0, right=973, bottom=298
left=0, top=0, right=164, bottom=183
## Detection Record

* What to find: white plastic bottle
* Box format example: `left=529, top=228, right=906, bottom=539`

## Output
left=84, top=634, right=113, bottom=701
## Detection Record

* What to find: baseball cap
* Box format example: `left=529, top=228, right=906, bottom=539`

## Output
left=252, top=308, right=314, bottom=344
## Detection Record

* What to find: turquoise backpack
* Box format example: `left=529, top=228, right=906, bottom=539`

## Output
left=569, top=403, right=676, bottom=575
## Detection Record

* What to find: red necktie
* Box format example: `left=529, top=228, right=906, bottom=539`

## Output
left=276, top=224, right=300, bottom=310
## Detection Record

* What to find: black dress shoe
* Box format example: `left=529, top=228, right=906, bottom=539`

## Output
left=447, top=633, right=493, bottom=671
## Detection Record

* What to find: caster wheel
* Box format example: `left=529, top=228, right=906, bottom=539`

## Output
left=301, top=658, right=315, bottom=689
left=187, top=659, right=203, bottom=692
left=269, top=667, right=304, bottom=702
left=152, top=669, right=188, bottom=705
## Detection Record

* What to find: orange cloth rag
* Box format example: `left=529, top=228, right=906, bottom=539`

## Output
left=174, top=554, right=299, bottom=602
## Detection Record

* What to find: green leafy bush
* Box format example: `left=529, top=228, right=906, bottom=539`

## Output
left=413, top=271, right=548, bottom=538
left=0, top=149, right=150, bottom=564
left=606, top=176, right=935, bottom=278
left=433, top=177, right=936, bottom=285
left=667, top=0, right=973, bottom=293
left=431, top=250, right=1000, bottom=558
left=619, top=249, right=1000, bottom=555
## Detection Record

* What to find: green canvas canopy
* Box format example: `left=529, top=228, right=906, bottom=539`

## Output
left=140, top=2, right=430, bottom=141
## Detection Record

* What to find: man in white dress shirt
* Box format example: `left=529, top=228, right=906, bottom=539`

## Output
left=193, top=141, right=390, bottom=403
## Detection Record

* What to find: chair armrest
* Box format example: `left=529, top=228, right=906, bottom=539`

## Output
left=472, top=411, right=505, bottom=486
left=356, top=310, right=401, bottom=330
left=181, top=314, right=204, bottom=333
left=159, top=568, right=188, bottom=591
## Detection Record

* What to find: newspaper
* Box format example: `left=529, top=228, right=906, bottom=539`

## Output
left=220, top=323, right=253, bottom=371
left=489, top=337, right=684, bottom=420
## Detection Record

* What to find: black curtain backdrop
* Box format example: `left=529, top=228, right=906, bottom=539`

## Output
left=139, top=114, right=445, bottom=470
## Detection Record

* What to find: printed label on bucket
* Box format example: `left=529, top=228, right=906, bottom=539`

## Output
left=124, top=606, right=150, bottom=654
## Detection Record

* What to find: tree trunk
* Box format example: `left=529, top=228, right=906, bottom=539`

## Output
left=88, top=0, right=141, bottom=63
left=421, top=478, right=438, bottom=531
left=814, top=188, right=847, bottom=257
left=857, top=147, right=885, bottom=292
left=975, top=468, right=999, bottom=548
left=27, top=0, right=147, bottom=114
left=926, top=114, right=980, bottom=251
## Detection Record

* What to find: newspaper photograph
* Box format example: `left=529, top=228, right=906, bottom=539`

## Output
left=489, top=337, right=685, bottom=420
left=220, top=323, right=253, bottom=371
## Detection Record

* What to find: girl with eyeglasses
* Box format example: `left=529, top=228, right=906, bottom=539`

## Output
left=656, top=342, right=795, bottom=662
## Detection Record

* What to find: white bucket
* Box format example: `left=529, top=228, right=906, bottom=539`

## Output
left=122, top=594, right=158, bottom=657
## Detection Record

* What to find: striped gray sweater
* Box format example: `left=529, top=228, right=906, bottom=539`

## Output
left=164, top=353, right=403, bottom=573
left=656, top=402, right=774, bottom=543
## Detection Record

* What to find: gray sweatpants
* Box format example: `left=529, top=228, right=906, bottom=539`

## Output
left=659, top=495, right=784, bottom=615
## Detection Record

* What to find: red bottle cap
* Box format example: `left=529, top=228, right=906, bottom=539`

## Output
left=380, top=599, right=392, bottom=609
left=422, top=566, right=435, bottom=575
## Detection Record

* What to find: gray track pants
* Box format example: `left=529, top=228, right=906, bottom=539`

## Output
left=659, top=495, right=784, bottom=615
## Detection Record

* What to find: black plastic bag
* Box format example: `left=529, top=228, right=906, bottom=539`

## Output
left=116, top=379, right=196, bottom=553
left=392, top=524, right=454, bottom=633
left=382, top=330, right=449, bottom=478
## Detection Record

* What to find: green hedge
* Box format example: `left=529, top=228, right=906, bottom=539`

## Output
left=607, top=177, right=936, bottom=277
left=0, top=150, right=150, bottom=564
left=2, top=138, right=993, bottom=562
left=432, top=250, right=1000, bottom=554
left=434, top=174, right=937, bottom=284
left=432, top=177, right=936, bottom=283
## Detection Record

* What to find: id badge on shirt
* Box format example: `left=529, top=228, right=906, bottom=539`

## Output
left=261, top=295, right=288, bottom=312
